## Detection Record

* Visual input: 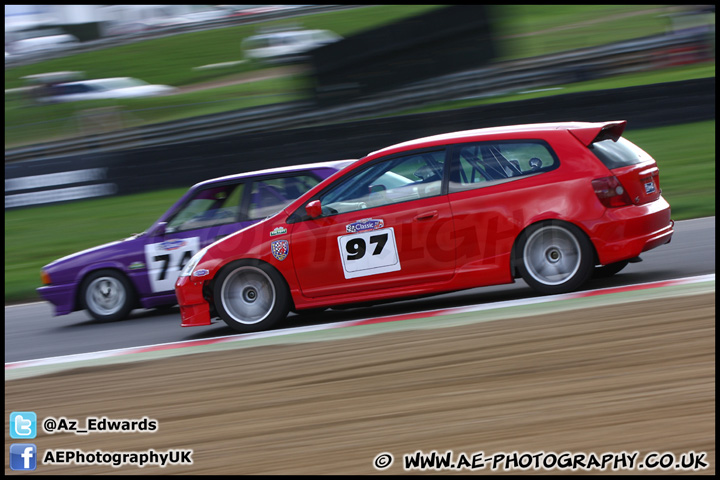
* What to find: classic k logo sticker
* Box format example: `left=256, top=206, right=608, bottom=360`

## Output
left=271, top=240, right=289, bottom=261
left=346, top=218, right=384, bottom=233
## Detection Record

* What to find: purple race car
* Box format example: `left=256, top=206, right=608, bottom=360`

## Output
left=37, top=160, right=353, bottom=321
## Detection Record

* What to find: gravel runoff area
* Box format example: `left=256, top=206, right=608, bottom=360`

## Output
left=5, top=292, right=715, bottom=475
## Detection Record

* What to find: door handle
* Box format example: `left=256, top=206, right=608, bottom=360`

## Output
left=415, top=210, right=438, bottom=221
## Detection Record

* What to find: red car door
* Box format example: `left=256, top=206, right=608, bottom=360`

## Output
left=291, top=149, right=456, bottom=298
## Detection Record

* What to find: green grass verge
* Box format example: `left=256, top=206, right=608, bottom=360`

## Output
left=623, top=121, right=715, bottom=220
left=9, top=62, right=714, bottom=149
left=494, top=4, right=679, bottom=59
left=4, top=6, right=443, bottom=89
left=6, top=5, right=676, bottom=88
left=5, top=187, right=188, bottom=304
left=4, top=76, right=310, bottom=148
left=6, top=5, right=698, bottom=148
left=4, top=120, right=714, bottom=304
left=393, top=63, right=716, bottom=116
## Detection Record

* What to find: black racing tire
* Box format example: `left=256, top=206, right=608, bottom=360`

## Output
left=213, top=260, right=291, bottom=333
left=592, top=260, right=629, bottom=278
left=80, top=269, right=136, bottom=322
left=516, top=221, right=594, bottom=295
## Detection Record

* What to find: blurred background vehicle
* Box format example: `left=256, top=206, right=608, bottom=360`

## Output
left=241, top=27, right=342, bottom=64
left=36, top=159, right=353, bottom=322
left=9, top=32, right=79, bottom=56
left=36, top=76, right=176, bottom=103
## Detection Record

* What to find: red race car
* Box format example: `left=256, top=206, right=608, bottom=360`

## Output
left=176, top=121, right=673, bottom=333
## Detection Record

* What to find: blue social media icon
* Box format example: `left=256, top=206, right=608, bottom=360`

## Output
left=10, top=411, right=37, bottom=439
left=10, top=444, right=37, bottom=471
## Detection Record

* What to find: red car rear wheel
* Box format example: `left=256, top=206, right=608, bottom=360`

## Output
left=517, top=221, right=594, bottom=295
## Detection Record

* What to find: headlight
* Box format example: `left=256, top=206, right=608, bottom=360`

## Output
left=179, top=246, right=209, bottom=277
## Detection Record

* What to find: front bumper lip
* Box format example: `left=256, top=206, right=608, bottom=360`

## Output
left=176, top=275, right=212, bottom=327
left=180, top=303, right=212, bottom=327
left=37, top=283, right=75, bottom=316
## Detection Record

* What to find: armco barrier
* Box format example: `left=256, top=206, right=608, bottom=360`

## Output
left=4, top=78, right=715, bottom=209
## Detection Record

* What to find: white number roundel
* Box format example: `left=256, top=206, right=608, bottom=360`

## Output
left=337, top=227, right=400, bottom=279
left=145, top=237, right=200, bottom=292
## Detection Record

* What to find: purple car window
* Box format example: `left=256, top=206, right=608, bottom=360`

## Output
left=167, top=183, right=245, bottom=233
left=248, top=175, right=320, bottom=220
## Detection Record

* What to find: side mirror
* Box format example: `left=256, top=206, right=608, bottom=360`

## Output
left=305, top=200, right=322, bottom=219
left=152, top=221, right=167, bottom=237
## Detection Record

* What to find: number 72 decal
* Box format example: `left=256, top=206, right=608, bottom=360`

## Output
left=338, top=227, right=401, bottom=279
left=144, top=237, right=200, bottom=292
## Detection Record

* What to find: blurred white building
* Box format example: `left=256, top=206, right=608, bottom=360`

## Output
left=5, top=5, right=91, bottom=55
left=5, top=5, right=98, bottom=34
left=5, top=5, right=228, bottom=49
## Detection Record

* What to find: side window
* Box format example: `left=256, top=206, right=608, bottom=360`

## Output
left=320, top=150, right=446, bottom=215
left=166, top=183, right=244, bottom=233
left=248, top=175, right=320, bottom=220
left=449, top=140, right=558, bottom=193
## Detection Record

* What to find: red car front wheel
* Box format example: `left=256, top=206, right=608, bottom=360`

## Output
left=213, top=260, right=291, bottom=333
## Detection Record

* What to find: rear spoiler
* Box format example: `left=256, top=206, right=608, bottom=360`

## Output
left=568, top=120, right=627, bottom=146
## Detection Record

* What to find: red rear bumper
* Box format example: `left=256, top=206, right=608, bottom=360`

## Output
left=588, top=197, right=673, bottom=265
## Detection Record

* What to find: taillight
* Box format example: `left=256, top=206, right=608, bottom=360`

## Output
left=592, top=176, right=633, bottom=208
left=41, top=270, right=52, bottom=285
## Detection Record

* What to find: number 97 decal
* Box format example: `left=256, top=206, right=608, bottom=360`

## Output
left=338, top=227, right=401, bottom=279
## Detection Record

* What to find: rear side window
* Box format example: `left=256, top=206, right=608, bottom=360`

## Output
left=449, top=140, right=559, bottom=193
left=588, top=137, right=649, bottom=170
